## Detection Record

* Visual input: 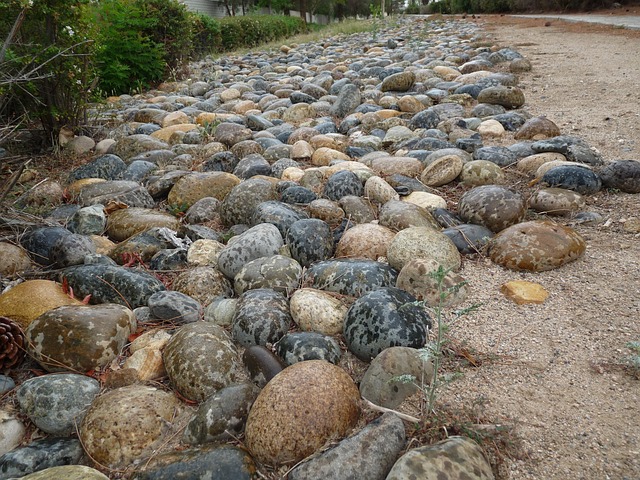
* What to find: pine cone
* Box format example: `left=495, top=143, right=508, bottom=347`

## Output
left=0, top=316, right=26, bottom=370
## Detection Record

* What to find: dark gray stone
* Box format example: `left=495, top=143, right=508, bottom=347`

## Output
left=329, top=83, right=362, bottom=118
left=285, top=218, right=334, bottom=268
left=231, top=288, right=292, bottom=347
left=0, top=438, right=83, bottom=480
left=323, top=170, right=363, bottom=201
left=304, top=259, right=398, bottom=297
left=443, top=224, right=494, bottom=254
left=541, top=165, right=602, bottom=195
left=148, top=290, right=202, bottom=324
left=599, top=160, right=640, bottom=193
left=251, top=201, right=308, bottom=237
left=21, top=226, right=72, bottom=266
left=68, top=154, right=126, bottom=182
left=242, top=345, right=285, bottom=387
left=275, top=332, right=341, bottom=366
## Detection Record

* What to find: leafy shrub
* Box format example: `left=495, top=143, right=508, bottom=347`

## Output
left=191, top=13, right=222, bottom=58
left=219, top=15, right=306, bottom=51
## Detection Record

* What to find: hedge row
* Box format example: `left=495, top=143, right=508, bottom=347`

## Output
left=426, top=0, right=622, bottom=13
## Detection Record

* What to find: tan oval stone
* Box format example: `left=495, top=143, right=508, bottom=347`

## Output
left=0, top=243, right=32, bottom=276
left=529, top=187, right=585, bottom=215
left=309, top=134, right=348, bottom=152
left=459, top=160, right=505, bottom=186
left=123, top=348, right=166, bottom=381
left=501, top=280, right=549, bottom=305
left=489, top=220, right=586, bottom=272
left=402, top=191, right=447, bottom=210
left=187, top=239, right=226, bottom=266
left=514, top=116, right=561, bottom=140
left=289, top=288, right=349, bottom=335
left=379, top=200, right=440, bottom=231
left=19, top=466, right=109, bottom=480
left=129, top=329, right=171, bottom=353
left=167, top=172, right=241, bottom=208
left=516, top=152, right=567, bottom=176
left=67, top=178, right=106, bottom=199
left=421, top=154, right=464, bottom=187
left=90, top=235, right=116, bottom=255
left=397, top=258, right=469, bottom=307
left=325, top=161, right=374, bottom=177
left=369, top=157, right=423, bottom=177
left=364, top=176, right=400, bottom=205
left=308, top=199, right=345, bottom=225
left=283, top=103, right=316, bottom=123
left=433, top=65, right=461, bottom=80
left=79, top=385, right=183, bottom=468
left=291, top=140, right=314, bottom=160
left=245, top=360, right=360, bottom=465
left=477, top=119, right=505, bottom=137
left=336, top=223, right=396, bottom=260
left=150, top=123, right=197, bottom=142
left=281, top=167, right=305, bottom=182
left=0, top=280, right=82, bottom=329
left=161, top=111, right=189, bottom=128
left=397, top=95, right=425, bottom=113
left=311, top=147, right=349, bottom=167
left=106, top=207, right=180, bottom=242
left=387, top=227, right=462, bottom=272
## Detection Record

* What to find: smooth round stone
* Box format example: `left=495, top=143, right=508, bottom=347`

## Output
left=287, top=412, right=405, bottom=480
left=599, top=160, right=640, bottom=193
left=489, top=220, right=586, bottom=272
left=364, top=176, right=400, bottom=205
left=18, top=465, right=108, bottom=479
left=459, top=159, right=505, bottom=186
left=204, top=297, right=237, bottom=326
left=251, top=201, right=308, bottom=237
left=535, top=160, right=579, bottom=178
left=339, top=195, right=377, bottom=224
left=184, top=197, right=221, bottom=224
left=409, top=109, right=441, bottom=130
left=289, top=288, right=349, bottom=336
left=25, top=304, right=136, bottom=373
left=286, top=218, right=334, bottom=268
left=244, top=360, right=360, bottom=465
left=272, top=158, right=300, bottom=178
left=147, top=290, right=202, bottom=324
left=213, top=122, right=253, bottom=146
left=76, top=180, right=154, bottom=208
left=304, top=259, right=398, bottom=297
left=477, top=85, right=525, bottom=108
left=234, top=255, right=302, bottom=295
left=187, top=239, right=225, bottom=266
left=167, top=172, right=240, bottom=209
left=20, top=226, right=72, bottom=266
left=367, top=156, right=423, bottom=178
left=49, top=233, right=96, bottom=267
left=68, top=154, right=126, bottom=182
left=402, top=191, right=447, bottom=210
left=149, top=247, right=188, bottom=271
left=136, top=445, right=257, bottom=480
left=281, top=185, right=317, bottom=204
left=473, top=145, right=517, bottom=167
left=458, top=185, right=526, bottom=233
left=396, top=258, right=469, bottom=307
left=387, top=226, right=461, bottom=272
left=0, top=375, right=15, bottom=394
left=108, top=227, right=185, bottom=265
left=0, top=437, right=83, bottom=479
left=420, top=154, right=463, bottom=187
left=232, top=288, right=292, bottom=347
left=23, top=180, right=64, bottom=206
left=379, top=200, right=440, bottom=231
left=218, top=223, right=284, bottom=279
left=330, top=83, right=362, bottom=118
left=0, top=280, right=82, bottom=329
left=323, top=170, right=363, bottom=201
left=242, top=345, right=285, bottom=388
left=307, top=199, right=345, bottom=225
left=0, top=242, right=32, bottom=276
left=164, top=323, right=242, bottom=402
left=529, top=187, right=585, bottom=215
left=79, top=385, right=183, bottom=468
left=67, top=205, right=107, bottom=236
left=515, top=116, right=561, bottom=140
left=517, top=152, right=567, bottom=175
left=275, top=332, right=341, bottom=366
left=0, top=409, right=26, bottom=456
left=541, top=165, right=602, bottom=195
left=386, top=436, right=494, bottom=480
left=233, top=154, right=271, bottom=179
left=360, top=347, right=433, bottom=409
left=106, top=208, right=179, bottom=243
left=335, top=223, right=396, bottom=260
left=172, top=266, right=233, bottom=306
left=16, top=374, right=100, bottom=436
left=442, top=223, right=495, bottom=255
left=183, top=383, right=260, bottom=445
left=381, top=71, right=415, bottom=92
left=344, top=287, right=431, bottom=361
left=220, top=178, right=278, bottom=226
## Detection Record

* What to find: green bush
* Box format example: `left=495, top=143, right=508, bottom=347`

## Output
left=219, top=15, right=306, bottom=51
left=191, top=13, right=222, bottom=58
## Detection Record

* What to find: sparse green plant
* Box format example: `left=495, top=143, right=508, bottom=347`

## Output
left=394, top=266, right=481, bottom=414
left=622, top=341, right=640, bottom=379
left=168, top=202, right=189, bottom=217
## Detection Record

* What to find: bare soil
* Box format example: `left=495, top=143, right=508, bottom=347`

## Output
left=426, top=11, right=640, bottom=480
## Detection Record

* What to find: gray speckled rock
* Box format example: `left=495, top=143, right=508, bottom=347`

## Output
left=231, top=288, right=292, bottom=347
left=79, top=385, right=183, bottom=469
left=183, top=383, right=260, bottom=445
left=49, top=233, right=96, bottom=267
left=172, top=266, right=233, bottom=306
left=285, top=218, right=334, bottom=268
left=324, top=170, right=364, bottom=201
left=16, top=374, right=100, bottom=436
left=132, top=445, right=256, bottom=480
left=217, top=223, right=284, bottom=279
left=61, top=264, right=165, bottom=308
left=234, top=254, right=302, bottom=295
left=599, top=160, right=640, bottom=193
left=67, top=205, right=107, bottom=236
left=251, top=200, right=308, bottom=237
left=387, top=226, right=461, bottom=272
left=220, top=177, right=278, bottom=226
left=381, top=71, right=415, bottom=92
left=442, top=223, right=494, bottom=254
left=378, top=200, right=440, bottom=231
left=149, top=247, right=188, bottom=270
left=109, top=134, right=170, bottom=160
left=330, top=83, right=361, bottom=118
left=242, top=345, right=285, bottom=387
left=540, top=165, right=602, bottom=195
left=343, top=287, right=431, bottom=362
left=76, top=180, right=155, bottom=208
left=24, top=303, right=135, bottom=373
left=17, top=465, right=109, bottom=479
left=147, top=290, right=202, bottom=324
left=20, top=226, right=72, bottom=267
left=304, top=259, right=398, bottom=297
left=164, top=322, right=243, bottom=402
left=386, top=436, right=494, bottom=480
left=458, top=185, right=526, bottom=233
left=396, top=259, right=468, bottom=307
left=68, top=154, right=126, bottom=182
left=109, top=227, right=186, bottom=265
left=276, top=332, right=341, bottom=365
left=184, top=197, right=221, bottom=224
left=288, top=412, right=406, bottom=480
left=0, top=437, right=83, bottom=480
left=528, top=187, right=585, bottom=215
left=477, top=85, right=524, bottom=109
left=360, top=347, right=433, bottom=409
